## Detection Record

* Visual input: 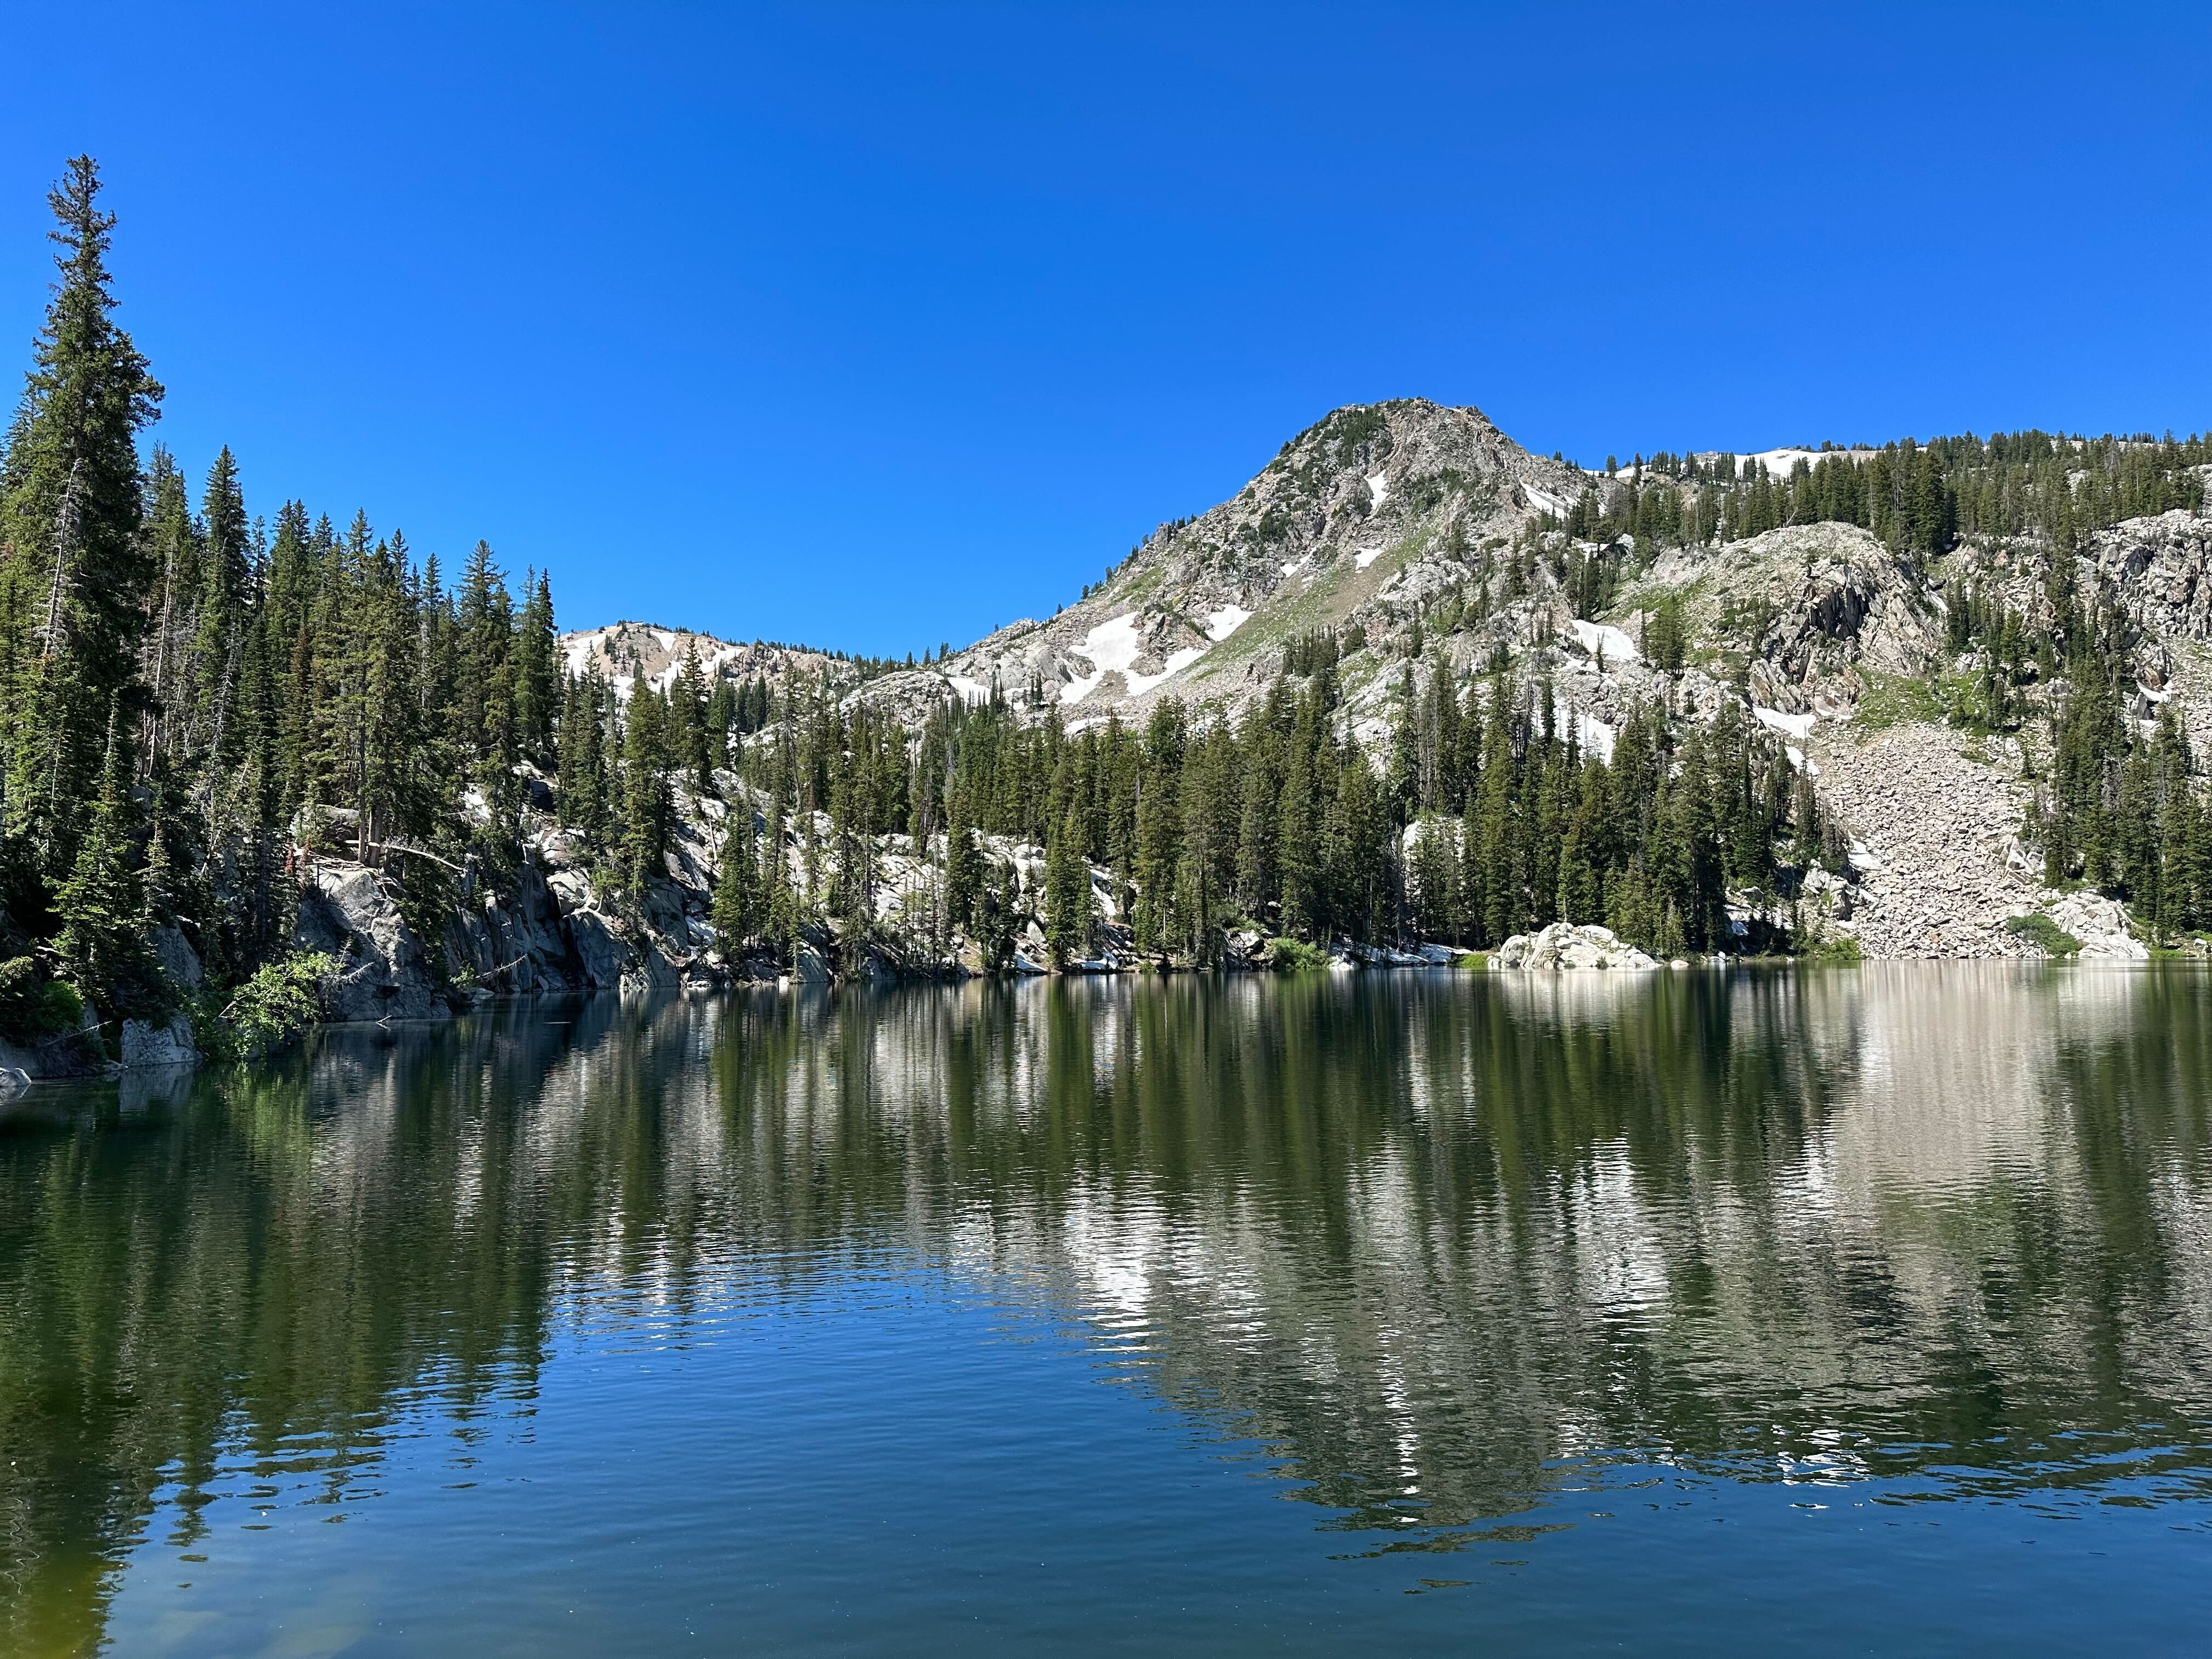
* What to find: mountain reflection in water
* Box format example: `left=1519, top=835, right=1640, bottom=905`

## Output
left=4, top=967, right=2210, bottom=1654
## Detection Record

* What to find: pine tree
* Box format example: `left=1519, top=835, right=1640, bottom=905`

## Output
left=512, top=571, right=557, bottom=765
left=1044, top=803, right=1092, bottom=967
left=710, top=805, right=758, bottom=955
left=0, top=157, right=163, bottom=876
left=54, top=698, right=156, bottom=1017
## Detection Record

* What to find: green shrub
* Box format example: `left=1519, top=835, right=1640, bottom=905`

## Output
left=204, top=952, right=341, bottom=1059
left=2004, top=913, right=2083, bottom=957
left=1262, top=936, right=1330, bottom=974
left=0, top=956, right=84, bottom=1047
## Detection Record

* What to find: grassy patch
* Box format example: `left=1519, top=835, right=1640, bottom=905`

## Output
left=2004, top=913, right=2083, bottom=957
left=1801, top=934, right=1864, bottom=965
left=1455, top=951, right=1489, bottom=970
left=1852, top=673, right=1945, bottom=730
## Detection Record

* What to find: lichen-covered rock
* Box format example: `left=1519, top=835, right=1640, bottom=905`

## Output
left=1492, top=923, right=1658, bottom=970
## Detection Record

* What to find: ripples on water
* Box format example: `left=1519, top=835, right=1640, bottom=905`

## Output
left=3, top=966, right=2210, bottom=1654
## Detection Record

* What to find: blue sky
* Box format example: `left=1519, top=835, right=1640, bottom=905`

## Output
left=2, top=3, right=2207, bottom=655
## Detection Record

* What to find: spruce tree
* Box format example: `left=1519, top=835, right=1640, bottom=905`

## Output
left=512, top=571, right=557, bottom=765
left=0, top=157, right=163, bottom=876
left=187, top=444, right=250, bottom=775
left=1044, top=804, right=1091, bottom=967
left=710, top=807, right=757, bottom=955
left=54, top=698, right=155, bottom=1017
left=620, top=687, right=673, bottom=905
left=945, top=818, right=983, bottom=933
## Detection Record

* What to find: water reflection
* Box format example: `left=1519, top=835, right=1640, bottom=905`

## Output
left=3, top=967, right=2210, bottom=1650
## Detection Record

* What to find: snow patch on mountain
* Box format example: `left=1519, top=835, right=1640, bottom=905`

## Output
left=1126, top=647, right=1207, bottom=697
left=1568, top=618, right=1639, bottom=662
left=1204, top=605, right=1252, bottom=642
left=1061, top=614, right=1144, bottom=704
left=1575, top=710, right=1617, bottom=763
left=1720, top=447, right=1877, bottom=479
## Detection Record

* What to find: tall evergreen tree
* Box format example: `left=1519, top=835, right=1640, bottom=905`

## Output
left=0, top=157, right=163, bottom=874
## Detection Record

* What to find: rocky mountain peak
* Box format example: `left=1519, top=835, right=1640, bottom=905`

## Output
left=559, top=620, right=854, bottom=702
left=901, top=399, right=1590, bottom=727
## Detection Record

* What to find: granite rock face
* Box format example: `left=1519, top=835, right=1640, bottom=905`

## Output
left=295, top=863, right=454, bottom=1023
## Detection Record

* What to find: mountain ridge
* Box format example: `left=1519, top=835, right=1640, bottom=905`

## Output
left=550, top=394, right=2211, bottom=971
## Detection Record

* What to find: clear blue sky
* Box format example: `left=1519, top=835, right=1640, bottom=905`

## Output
left=3, top=3, right=2207, bottom=655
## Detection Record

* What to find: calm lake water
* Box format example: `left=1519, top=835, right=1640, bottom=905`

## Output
left=5, top=968, right=2212, bottom=1655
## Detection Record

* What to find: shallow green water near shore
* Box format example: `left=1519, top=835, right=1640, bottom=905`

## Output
left=5, top=967, right=2212, bottom=1654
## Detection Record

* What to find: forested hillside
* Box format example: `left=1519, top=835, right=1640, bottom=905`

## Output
left=1, top=158, right=2206, bottom=1075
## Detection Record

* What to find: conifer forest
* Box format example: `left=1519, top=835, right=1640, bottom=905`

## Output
left=1, top=157, right=2207, bottom=1066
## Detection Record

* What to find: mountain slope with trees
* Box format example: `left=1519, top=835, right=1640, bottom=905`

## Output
left=0, top=158, right=2205, bottom=1075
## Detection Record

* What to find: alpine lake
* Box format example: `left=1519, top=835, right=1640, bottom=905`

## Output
left=4, top=964, right=2211, bottom=1655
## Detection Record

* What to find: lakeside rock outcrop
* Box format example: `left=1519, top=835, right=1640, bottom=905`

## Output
left=1491, top=924, right=1660, bottom=971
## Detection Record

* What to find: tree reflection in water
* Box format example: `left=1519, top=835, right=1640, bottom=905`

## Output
left=3, top=966, right=2209, bottom=1650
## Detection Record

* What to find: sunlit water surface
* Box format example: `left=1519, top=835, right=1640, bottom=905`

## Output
left=5, top=967, right=2212, bottom=1655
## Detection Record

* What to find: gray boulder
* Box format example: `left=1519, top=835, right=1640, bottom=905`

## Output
left=120, top=1013, right=198, bottom=1069
left=1492, top=923, right=1659, bottom=971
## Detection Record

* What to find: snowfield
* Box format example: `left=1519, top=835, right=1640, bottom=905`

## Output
left=1204, top=604, right=1252, bottom=642
left=1722, top=447, right=1877, bottom=479
left=1754, top=706, right=1818, bottom=741
left=1061, top=612, right=1210, bottom=703
left=1125, top=647, right=1207, bottom=697
left=1059, top=613, right=1143, bottom=704
left=562, top=633, right=601, bottom=678
left=1568, top=618, right=1639, bottom=662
